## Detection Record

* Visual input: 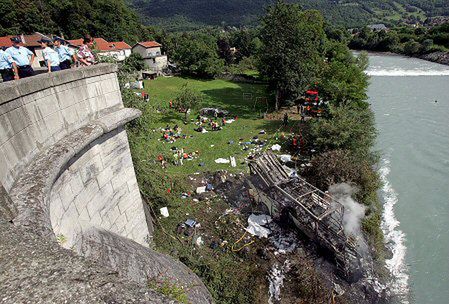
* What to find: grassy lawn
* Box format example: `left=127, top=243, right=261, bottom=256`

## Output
left=136, top=76, right=287, bottom=176
left=128, top=76, right=291, bottom=302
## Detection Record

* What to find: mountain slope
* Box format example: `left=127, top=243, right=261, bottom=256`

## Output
left=131, top=0, right=449, bottom=29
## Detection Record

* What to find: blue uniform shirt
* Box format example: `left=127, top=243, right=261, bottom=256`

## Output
left=6, top=46, right=33, bottom=66
left=55, top=45, right=74, bottom=62
left=0, top=50, right=14, bottom=70
left=42, top=47, right=60, bottom=67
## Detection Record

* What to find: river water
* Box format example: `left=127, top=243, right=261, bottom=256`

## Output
left=365, top=53, right=449, bottom=304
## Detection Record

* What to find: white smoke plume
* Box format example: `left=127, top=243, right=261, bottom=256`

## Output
left=328, top=183, right=366, bottom=237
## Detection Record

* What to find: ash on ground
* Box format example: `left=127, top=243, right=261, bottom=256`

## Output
left=211, top=170, right=390, bottom=304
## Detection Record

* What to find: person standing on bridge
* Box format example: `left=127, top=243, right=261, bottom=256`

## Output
left=0, top=47, right=19, bottom=82
left=6, top=37, right=35, bottom=78
left=53, top=37, right=77, bottom=70
left=38, top=39, right=61, bottom=73
left=77, top=35, right=96, bottom=66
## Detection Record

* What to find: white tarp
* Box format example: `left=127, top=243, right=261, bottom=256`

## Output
left=246, top=214, right=272, bottom=238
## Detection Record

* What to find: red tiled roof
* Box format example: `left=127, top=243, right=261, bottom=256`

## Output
left=66, top=38, right=84, bottom=46
left=66, top=38, right=130, bottom=51
left=67, top=38, right=108, bottom=47
left=22, top=33, right=52, bottom=47
left=0, top=33, right=52, bottom=48
left=134, top=41, right=162, bottom=48
left=104, top=41, right=131, bottom=51
left=0, top=35, right=15, bottom=47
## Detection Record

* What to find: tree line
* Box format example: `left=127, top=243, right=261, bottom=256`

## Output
left=0, top=0, right=152, bottom=42
left=350, top=23, right=449, bottom=56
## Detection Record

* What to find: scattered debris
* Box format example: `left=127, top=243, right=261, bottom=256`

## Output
left=200, top=107, right=229, bottom=117
left=230, top=156, right=237, bottom=167
left=246, top=214, right=272, bottom=238
left=279, top=154, right=292, bottom=163
left=268, top=260, right=291, bottom=304
left=215, top=158, right=230, bottom=164
left=196, top=186, right=206, bottom=194
left=271, top=144, right=281, bottom=151
left=160, top=207, right=169, bottom=218
left=194, top=235, right=204, bottom=247
left=185, top=219, right=197, bottom=228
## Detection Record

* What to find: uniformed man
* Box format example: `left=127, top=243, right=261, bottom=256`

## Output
left=0, top=47, right=19, bottom=82
left=53, top=37, right=77, bottom=70
left=6, top=37, right=35, bottom=78
left=38, top=38, right=61, bottom=72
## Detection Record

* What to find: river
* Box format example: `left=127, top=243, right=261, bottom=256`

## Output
left=365, top=53, right=449, bottom=304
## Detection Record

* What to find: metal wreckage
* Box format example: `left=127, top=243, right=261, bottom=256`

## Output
left=247, top=152, right=363, bottom=282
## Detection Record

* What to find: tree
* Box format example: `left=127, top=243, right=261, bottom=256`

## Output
left=173, top=84, right=203, bottom=120
left=258, top=1, right=325, bottom=110
left=309, top=103, right=376, bottom=158
left=319, top=43, right=369, bottom=106
left=170, top=32, right=224, bottom=78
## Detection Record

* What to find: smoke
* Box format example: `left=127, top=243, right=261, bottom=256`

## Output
left=328, top=183, right=366, bottom=238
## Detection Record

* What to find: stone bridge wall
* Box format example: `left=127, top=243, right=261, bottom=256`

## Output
left=0, top=66, right=213, bottom=303
left=0, top=64, right=152, bottom=247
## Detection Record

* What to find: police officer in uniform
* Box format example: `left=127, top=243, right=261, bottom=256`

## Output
left=6, top=37, right=35, bottom=78
left=53, top=37, right=77, bottom=70
left=38, top=38, right=61, bottom=72
left=0, top=46, right=19, bottom=82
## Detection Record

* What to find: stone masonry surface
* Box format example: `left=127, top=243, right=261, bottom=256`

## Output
left=50, top=127, right=151, bottom=248
left=0, top=219, right=174, bottom=304
left=75, top=227, right=214, bottom=304
left=0, top=64, right=213, bottom=303
left=0, top=64, right=122, bottom=192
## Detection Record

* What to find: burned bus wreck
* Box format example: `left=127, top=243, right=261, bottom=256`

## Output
left=247, top=152, right=363, bottom=282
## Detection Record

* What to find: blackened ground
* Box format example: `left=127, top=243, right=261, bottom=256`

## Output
left=213, top=171, right=390, bottom=304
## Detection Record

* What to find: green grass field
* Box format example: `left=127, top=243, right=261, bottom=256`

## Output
left=136, top=76, right=289, bottom=176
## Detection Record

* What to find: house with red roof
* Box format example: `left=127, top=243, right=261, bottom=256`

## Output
left=132, top=41, right=168, bottom=76
left=66, top=38, right=131, bottom=61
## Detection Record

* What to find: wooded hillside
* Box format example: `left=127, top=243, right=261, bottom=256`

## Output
left=130, top=0, right=449, bottom=29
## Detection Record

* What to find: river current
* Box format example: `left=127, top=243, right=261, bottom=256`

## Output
left=365, top=53, right=449, bottom=304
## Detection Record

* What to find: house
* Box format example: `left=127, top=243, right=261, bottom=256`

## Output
left=96, top=41, right=131, bottom=61
left=132, top=41, right=168, bottom=76
left=0, top=32, right=53, bottom=68
left=368, top=24, right=388, bottom=32
left=66, top=38, right=131, bottom=61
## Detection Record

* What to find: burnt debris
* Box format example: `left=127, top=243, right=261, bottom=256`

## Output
left=247, top=151, right=363, bottom=282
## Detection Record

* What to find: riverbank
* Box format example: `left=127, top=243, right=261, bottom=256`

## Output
left=419, top=51, right=449, bottom=65
left=353, top=49, right=449, bottom=67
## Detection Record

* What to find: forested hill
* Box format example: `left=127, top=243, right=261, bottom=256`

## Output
left=0, top=0, right=151, bottom=42
left=131, top=0, right=449, bottom=29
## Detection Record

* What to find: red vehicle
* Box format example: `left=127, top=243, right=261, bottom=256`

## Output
left=305, top=90, right=319, bottom=103
left=302, top=90, right=325, bottom=116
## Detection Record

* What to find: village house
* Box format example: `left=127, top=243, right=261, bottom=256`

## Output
left=67, top=38, right=131, bottom=61
left=132, top=41, right=168, bottom=77
left=367, top=24, right=388, bottom=32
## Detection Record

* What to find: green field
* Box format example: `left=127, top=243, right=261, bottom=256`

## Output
left=128, top=76, right=291, bottom=302
left=134, top=76, right=291, bottom=176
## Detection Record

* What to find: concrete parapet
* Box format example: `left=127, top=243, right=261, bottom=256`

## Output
left=0, top=64, right=123, bottom=191
left=0, top=66, right=214, bottom=303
